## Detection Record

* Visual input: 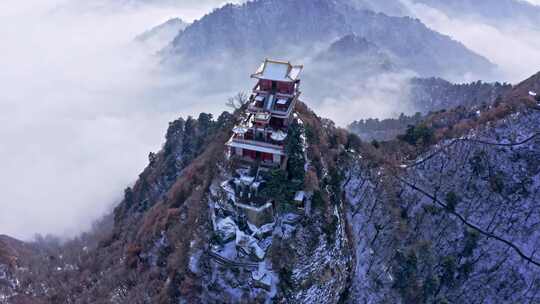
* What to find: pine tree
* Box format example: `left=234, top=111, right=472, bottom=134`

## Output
left=285, top=120, right=306, bottom=183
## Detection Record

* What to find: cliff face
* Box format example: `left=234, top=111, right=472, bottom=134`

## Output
left=341, top=74, right=540, bottom=303
left=344, top=110, right=540, bottom=303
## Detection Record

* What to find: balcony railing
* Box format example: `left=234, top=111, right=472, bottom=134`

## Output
left=239, top=127, right=286, bottom=144
left=247, top=93, right=300, bottom=117
left=252, top=82, right=300, bottom=96
left=229, top=138, right=284, bottom=152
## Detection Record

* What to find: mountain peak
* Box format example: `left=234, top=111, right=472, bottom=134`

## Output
left=164, top=0, right=493, bottom=82
left=327, top=34, right=379, bottom=55
left=136, top=17, right=189, bottom=51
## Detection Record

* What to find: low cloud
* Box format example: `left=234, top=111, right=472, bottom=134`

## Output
left=401, top=0, right=540, bottom=83
left=308, top=71, right=417, bottom=125
left=0, top=0, right=235, bottom=240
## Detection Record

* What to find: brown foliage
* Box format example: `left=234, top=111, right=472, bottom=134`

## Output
left=304, top=169, right=320, bottom=192
left=335, top=128, right=349, bottom=147
left=125, top=244, right=142, bottom=269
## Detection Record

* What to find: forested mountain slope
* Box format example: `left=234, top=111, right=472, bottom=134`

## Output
left=349, top=78, right=512, bottom=141
left=1, top=67, right=539, bottom=303
left=342, top=72, right=540, bottom=303
left=163, top=0, right=493, bottom=80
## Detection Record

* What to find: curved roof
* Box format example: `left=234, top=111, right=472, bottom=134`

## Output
left=251, top=59, right=303, bottom=82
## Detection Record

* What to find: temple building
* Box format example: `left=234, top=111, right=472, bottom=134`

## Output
left=227, top=59, right=303, bottom=166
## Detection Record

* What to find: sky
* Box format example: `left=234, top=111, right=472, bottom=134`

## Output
left=1, top=0, right=539, bottom=240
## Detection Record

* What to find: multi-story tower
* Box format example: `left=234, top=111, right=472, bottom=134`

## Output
left=227, top=59, right=303, bottom=166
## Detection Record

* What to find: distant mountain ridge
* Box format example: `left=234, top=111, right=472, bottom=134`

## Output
left=320, top=34, right=389, bottom=61
left=348, top=78, right=512, bottom=140
left=409, top=77, right=512, bottom=113
left=349, top=0, right=410, bottom=16
left=164, top=0, right=494, bottom=80
left=136, top=18, right=189, bottom=52
left=313, top=34, right=396, bottom=77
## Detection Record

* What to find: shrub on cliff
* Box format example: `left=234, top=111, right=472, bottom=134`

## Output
left=285, top=120, right=306, bottom=183
left=398, top=124, right=435, bottom=146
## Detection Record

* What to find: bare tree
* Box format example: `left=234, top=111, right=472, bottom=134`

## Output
left=225, top=92, right=249, bottom=110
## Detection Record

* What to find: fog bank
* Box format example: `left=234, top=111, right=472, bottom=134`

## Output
left=401, top=0, right=540, bottom=83
left=0, top=0, right=233, bottom=240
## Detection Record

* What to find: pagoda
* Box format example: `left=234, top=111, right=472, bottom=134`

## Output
left=227, top=59, right=303, bottom=166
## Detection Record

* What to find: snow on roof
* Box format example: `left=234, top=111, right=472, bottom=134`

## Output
left=217, top=216, right=236, bottom=229
left=235, top=229, right=250, bottom=246
left=235, top=229, right=266, bottom=260
left=220, top=181, right=236, bottom=202
left=240, top=175, right=255, bottom=185
left=262, top=62, right=288, bottom=81
left=216, top=217, right=237, bottom=240
left=235, top=202, right=273, bottom=213
left=247, top=221, right=260, bottom=235
left=270, top=130, right=287, bottom=141
left=252, top=244, right=265, bottom=260
left=254, top=112, right=271, bottom=122
left=260, top=222, right=274, bottom=234
left=228, top=141, right=285, bottom=155
left=233, top=126, right=248, bottom=134
left=252, top=266, right=272, bottom=287
left=214, top=240, right=237, bottom=260
left=294, top=191, right=305, bottom=202
left=251, top=59, right=303, bottom=82
left=289, top=66, right=302, bottom=80
left=248, top=220, right=275, bottom=237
